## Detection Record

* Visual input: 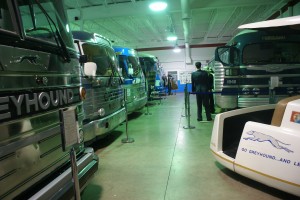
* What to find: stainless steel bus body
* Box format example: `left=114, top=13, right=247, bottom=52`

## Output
left=211, top=28, right=300, bottom=109
left=0, top=1, right=98, bottom=199
left=138, top=52, right=162, bottom=99
left=113, top=46, right=147, bottom=114
left=73, top=31, right=126, bottom=143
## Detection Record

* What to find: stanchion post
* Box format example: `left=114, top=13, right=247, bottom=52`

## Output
left=183, top=92, right=195, bottom=129
left=145, top=100, right=152, bottom=115
left=122, top=88, right=134, bottom=143
left=70, top=147, right=81, bottom=200
left=181, top=83, right=187, bottom=117
left=159, top=92, right=162, bottom=104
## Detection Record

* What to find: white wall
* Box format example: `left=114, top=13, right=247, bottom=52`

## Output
left=140, top=46, right=216, bottom=75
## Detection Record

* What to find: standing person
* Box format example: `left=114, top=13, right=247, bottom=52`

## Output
left=191, top=62, right=212, bottom=121
left=162, top=73, right=167, bottom=92
left=167, top=74, right=173, bottom=95
left=208, top=68, right=215, bottom=114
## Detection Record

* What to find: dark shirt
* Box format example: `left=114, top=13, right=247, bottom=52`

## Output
left=191, top=69, right=209, bottom=92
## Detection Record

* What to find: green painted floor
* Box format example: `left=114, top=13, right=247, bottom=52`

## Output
left=82, top=93, right=299, bottom=200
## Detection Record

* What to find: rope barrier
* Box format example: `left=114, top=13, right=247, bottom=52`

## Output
left=189, top=90, right=271, bottom=95
left=182, top=88, right=278, bottom=127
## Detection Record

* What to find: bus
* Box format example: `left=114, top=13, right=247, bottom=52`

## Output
left=0, top=1, right=98, bottom=199
left=209, top=23, right=300, bottom=109
left=72, top=31, right=126, bottom=143
left=138, top=52, right=164, bottom=99
left=113, top=46, right=147, bottom=114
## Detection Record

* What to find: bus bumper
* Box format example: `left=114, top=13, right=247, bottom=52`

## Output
left=28, top=147, right=98, bottom=200
left=83, top=108, right=126, bottom=142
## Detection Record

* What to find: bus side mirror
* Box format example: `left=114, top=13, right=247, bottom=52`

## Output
left=128, top=63, right=133, bottom=75
left=215, top=46, right=239, bottom=66
left=84, top=62, right=97, bottom=76
left=128, top=68, right=133, bottom=75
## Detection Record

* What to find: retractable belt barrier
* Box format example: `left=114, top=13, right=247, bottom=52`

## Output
left=182, top=83, right=188, bottom=117
left=183, top=88, right=195, bottom=129
left=184, top=88, right=278, bottom=126
left=189, top=90, right=271, bottom=95
left=122, top=88, right=134, bottom=143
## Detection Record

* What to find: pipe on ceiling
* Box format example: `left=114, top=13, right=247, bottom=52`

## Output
left=181, top=0, right=192, bottom=64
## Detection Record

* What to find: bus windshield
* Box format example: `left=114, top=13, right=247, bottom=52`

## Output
left=243, top=42, right=300, bottom=64
left=18, top=0, right=73, bottom=48
left=128, top=56, right=141, bottom=77
left=82, top=43, right=119, bottom=76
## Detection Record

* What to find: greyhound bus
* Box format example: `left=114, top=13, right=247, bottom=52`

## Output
left=209, top=22, right=300, bottom=109
left=113, top=46, right=147, bottom=114
left=72, top=31, right=126, bottom=144
left=0, top=1, right=98, bottom=199
left=138, top=52, right=164, bottom=99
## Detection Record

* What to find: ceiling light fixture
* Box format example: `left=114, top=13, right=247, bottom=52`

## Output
left=149, top=1, right=168, bottom=11
left=167, top=35, right=177, bottom=41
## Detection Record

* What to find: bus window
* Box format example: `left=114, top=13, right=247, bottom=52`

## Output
left=216, top=46, right=239, bottom=66
left=118, top=56, right=129, bottom=78
left=82, top=43, right=109, bottom=75
left=18, top=0, right=73, bottom=47
left=0, top=2, right=14, bottom=32
left=128, top=56, right=140, bottom=76
left=243, top=42, right=300, bottom=64
left=106, top=47, right=119, bottom=76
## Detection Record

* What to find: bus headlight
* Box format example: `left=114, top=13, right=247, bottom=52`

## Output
left=242, top=88, right=250, bottom=95
left=253, top=88, right=260, bottom=95
left=98, top=108, right=105, bottom=116
left=79, top=87, right=87, bottom=100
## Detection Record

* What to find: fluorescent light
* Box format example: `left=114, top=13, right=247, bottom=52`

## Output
left=167, top=36, right=177, bottom=41
left=149, top=2, right=167, bottom=11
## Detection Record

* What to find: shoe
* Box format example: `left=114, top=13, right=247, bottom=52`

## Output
left=207, top=118, right=214, bottom=121
left=197, top=119, right=202, bottom=121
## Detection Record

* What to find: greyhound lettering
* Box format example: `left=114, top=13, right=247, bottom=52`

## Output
left=243, top=130, right=293, bottom=153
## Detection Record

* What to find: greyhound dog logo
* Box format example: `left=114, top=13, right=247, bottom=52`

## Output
left=243, top=130, right=293, bottom=153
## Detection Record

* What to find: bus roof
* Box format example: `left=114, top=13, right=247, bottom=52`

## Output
left=238, top=16, right=300, bottom=29
left=137, top=52, right=156, bottom=58
left=113, top=46, right=137, bottom=56
left=72, top=31, right=111, bottom=46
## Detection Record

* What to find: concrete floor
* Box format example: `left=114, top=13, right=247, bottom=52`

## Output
left=82, top=93, right=299, bottom=200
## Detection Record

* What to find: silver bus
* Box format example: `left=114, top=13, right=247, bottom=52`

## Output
left=209, top=26, right=300, bottom=109
left=113, top=46, right=147, bottom=114
left=0, top=1, right=98, bottom=199
left=73, top=31, right=126, bottom=143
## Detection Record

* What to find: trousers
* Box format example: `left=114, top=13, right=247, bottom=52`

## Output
left=196, top=93, right=212, bottom=121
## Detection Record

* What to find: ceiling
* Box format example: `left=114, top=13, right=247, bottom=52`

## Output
left=64, top=0, right=298, bottom=50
